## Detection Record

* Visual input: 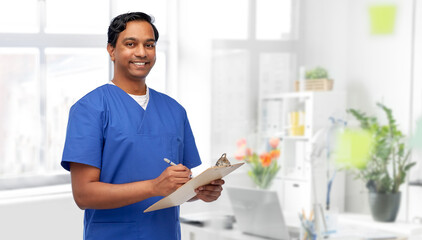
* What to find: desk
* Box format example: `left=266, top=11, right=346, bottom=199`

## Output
left=181, top=212, right=422, bottom=240
left=334, top=214, right=422, bottom=240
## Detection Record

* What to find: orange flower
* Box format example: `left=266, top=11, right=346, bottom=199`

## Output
left=269, top=137, right=280, bottom=149
left=234, top=151, right=245, bottom=160
left=260, top=153, right=272, bottom=167
left=270, top=149, right=280, bottom=159
left=246, top=148, right=253, bottom=156
left=235, top=138, right=249, bottom=161
left=237, top=138, right=247, bottom=147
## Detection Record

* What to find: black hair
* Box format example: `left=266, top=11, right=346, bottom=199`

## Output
left=107, top=12, right=159, bottom=47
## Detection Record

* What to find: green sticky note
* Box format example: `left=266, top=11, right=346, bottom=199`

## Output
left=335, top=129, right=373, bottom=169
left=369, top=5, right=397, bottom=35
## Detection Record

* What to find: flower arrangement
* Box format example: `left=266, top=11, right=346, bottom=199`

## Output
left=235, top=138, right=281, bottom=189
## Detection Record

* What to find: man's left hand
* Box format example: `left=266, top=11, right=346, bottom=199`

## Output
left=194, top=179, right=225, bottom=202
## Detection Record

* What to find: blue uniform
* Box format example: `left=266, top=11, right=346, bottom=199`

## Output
left=61, top=84, right=201, bottom=240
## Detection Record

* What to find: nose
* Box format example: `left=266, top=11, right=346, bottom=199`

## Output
left=135, top=45, right=146, bottom=58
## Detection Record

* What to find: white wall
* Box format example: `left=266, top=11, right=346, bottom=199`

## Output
left=302, top=0, right=418, bottom=219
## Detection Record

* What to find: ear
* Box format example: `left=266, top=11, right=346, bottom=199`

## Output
left=107, top=44, right=115, bottom=62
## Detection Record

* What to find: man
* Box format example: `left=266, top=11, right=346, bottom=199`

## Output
left=61, top=12, right=224, bottom=240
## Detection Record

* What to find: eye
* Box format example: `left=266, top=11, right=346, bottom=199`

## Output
left=145, top=43, right=156, bottom=49
left=126, top=42, right=135, bottom=47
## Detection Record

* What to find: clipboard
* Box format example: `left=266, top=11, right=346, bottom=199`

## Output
left=144, top=162, right=244, bottom=213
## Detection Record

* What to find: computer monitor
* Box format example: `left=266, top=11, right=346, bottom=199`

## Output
left=227, top=186, right=293, bottom=240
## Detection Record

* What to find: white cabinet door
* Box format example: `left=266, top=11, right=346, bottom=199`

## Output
left=283, top=179, right=312, bottom=214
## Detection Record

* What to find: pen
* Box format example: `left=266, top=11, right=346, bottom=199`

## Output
left=164, top=158, right=177, bottom=166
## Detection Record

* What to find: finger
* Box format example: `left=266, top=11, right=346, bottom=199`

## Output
left=170, top=172, right=192, bottom=179
left=198, top=189, right=222, bottom=196
left=195, top=189, right=222, bottom=200
left=174, top=164, right=191, bottom=171
left=173, top=177, right=192, bottom=184
left=171, top=168, right=192, bottom=178
left=167, top=164, right=189, bottom=171
left=166, top=168, right=191, bottom=177
left=196, top=185, right=223, bottom=192
left=210, top=179, right=225, bottom=185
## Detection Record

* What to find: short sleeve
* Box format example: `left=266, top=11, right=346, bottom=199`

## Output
left=61, top=98, right=105, bottom=171
left=182, top=113, right=202, bottom=169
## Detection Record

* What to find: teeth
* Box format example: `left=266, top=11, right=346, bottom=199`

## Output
left=133, top=62, right=146, bottom=66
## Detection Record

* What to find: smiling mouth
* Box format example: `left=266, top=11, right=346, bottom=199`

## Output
left=132, top=62, right=147, bottom=66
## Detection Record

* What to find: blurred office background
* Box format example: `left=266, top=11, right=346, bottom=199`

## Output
left=0, top=0, right=421, bottom=239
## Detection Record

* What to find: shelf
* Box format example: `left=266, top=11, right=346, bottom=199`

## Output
left=261, top=91, right=312, bottom=100
left=261, top=91, right=346, bottom=101
left=280, top=176, right=310, bottom=182
left=282, top=136, right=310, bottom=141
left=260, top=132, right=310, bottom=141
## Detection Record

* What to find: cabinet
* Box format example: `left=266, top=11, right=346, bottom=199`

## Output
left=258, top=91, right=347, bottom=214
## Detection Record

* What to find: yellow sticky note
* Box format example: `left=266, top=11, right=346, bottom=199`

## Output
left=335, top=129, right=373, bottom=169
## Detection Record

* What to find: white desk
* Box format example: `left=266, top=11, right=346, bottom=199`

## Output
left=181, top=212, right=422, bottom=240
left=334, top=213, right=422, bottom=240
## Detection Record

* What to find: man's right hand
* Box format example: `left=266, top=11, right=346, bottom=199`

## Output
left=152, top=164, right=192, bottom=196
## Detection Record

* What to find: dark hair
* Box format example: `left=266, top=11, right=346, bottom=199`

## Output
left=107, top=12, right=159, bottom=47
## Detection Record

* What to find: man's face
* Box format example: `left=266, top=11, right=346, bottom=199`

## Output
left=107, top=20, right=156, bottom=82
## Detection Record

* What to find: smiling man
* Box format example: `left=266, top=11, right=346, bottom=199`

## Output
left=107, top=18, right=156, bottom=94
left=61, top=12, right=224, bottom=240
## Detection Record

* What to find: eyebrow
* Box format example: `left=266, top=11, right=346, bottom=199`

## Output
left=122, top=37, right=156, bottom=43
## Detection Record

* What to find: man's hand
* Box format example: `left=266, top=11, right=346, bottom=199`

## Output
left=152, top=164, right=192, bottom=196
left=194, top=179, right=225, bottom=202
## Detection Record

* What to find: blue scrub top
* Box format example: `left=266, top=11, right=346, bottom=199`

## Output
left=61, top=84, right=202, bottom=240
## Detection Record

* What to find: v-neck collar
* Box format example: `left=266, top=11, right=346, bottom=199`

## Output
left=107, top=83, right=151, bottom=113
left=107, top=84, right=156, bottom=134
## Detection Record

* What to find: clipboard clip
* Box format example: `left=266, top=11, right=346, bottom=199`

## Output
left=215, top=153, right=231, bottom=167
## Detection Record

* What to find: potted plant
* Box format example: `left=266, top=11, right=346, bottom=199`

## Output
left=305, top=66, right=329, bottom=80
left=295, top=66, right=333, bottom=91
left=345, top=102, right=416, bottom=222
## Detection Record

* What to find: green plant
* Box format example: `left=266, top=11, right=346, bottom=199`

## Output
left=305, top=67, right=329, bottom=79
left=347, top=103, right=416, bottom=193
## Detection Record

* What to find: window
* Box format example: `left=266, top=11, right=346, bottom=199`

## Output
left=255, top=0, right=293, bottom=40
left=113, top=0, right=168, bottom=37
left=45, top=0, right=110, bottom=34
left=0, top=48, right=40, bottom=176
left=210, top=0, right=301, bottom=157
left=208, top=0, right=249, bottom=40
left=0, top=0, right=39, bottom=33
left=0, top=0, right=170, bottom=187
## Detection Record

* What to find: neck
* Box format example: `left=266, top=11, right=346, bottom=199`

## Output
left=111, top=78, right=147, bottom=95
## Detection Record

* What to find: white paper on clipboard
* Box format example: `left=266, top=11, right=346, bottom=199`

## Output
left=144, top=162, right=244, bottom=213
